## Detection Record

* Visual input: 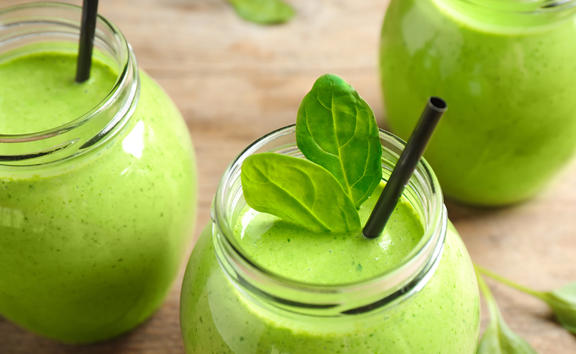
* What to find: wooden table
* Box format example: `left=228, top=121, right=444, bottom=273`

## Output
left=1, top=0, right=575, bottom=352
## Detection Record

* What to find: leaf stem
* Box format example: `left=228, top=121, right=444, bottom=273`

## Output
left=475, top=266, right=501, bottom=320
left=475, top=264, right=547, bottom=301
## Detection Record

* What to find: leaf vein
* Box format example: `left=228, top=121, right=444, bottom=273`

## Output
left=256, top=166, right=331, bottom=231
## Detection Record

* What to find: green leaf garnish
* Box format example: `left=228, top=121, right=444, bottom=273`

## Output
left=227, top=0, right=295, bottom=25
left=240, top=74, right=381, bottom=233
left=477, top=265, right=576, bottom=334
left=241, top=153, right=360, bottom=233
left=296, top=74, right=382, bottom=207
left=476, top=269, right=537, bottom=354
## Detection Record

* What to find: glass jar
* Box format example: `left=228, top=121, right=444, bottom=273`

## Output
left=380, top=0, right=576, bottom=206
left=180, top=126, right=479, bottom=353
left=0, top=2, right=196, bottom=343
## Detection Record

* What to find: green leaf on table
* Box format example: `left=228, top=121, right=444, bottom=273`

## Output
left=542, top=282, right=576, bottom=334
left=477, top=265, right=576, bottom=335
left=477, top=319, right=537, bottom=354
left=227, top=0, right=295, bottom=25
left=296, top=74, right=382, bottom=208
left=241, top=153, right=360, bottom=233
left=476, top=271, right=537, bottom=354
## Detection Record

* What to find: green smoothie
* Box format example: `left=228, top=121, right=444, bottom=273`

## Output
left=380, top=0, right=576, bottom=205
left=181, top=185, right=479, bottom=353
left=235, top=184, right=422, bottom=285
left=0, top=52, right=115, bottom=134
left=0, top=51, right=196, bottom=343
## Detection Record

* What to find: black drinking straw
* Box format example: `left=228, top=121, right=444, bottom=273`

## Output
left=363, top=97, right=447, bottom=239
left=75, top=0, right=99, bottom=83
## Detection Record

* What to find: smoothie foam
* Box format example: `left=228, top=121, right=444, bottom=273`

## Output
left=0, top=52, right=116, bottom=134
left=234, top=184, right=422, bottom=285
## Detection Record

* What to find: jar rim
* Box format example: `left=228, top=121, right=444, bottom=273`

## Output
left=212, top=125, right=448, bottom=315
left=0, top=1, right=139, bottom=166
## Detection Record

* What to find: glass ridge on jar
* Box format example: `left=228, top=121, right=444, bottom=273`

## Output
left=180, top=126, right=479, bottom=353
left=0, top=2, right=196, bottom=343
left=380, top=0, right=576, bottom=206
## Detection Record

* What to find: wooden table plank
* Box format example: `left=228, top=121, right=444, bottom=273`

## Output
left=1, top=0, right=575, bottom=352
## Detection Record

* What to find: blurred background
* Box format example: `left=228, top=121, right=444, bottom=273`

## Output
left=0, top=0, right=575, bottom=353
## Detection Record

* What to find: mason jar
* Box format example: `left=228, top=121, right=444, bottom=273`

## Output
left=180, top=126, right=479, bottom=353
left=380, top=0, right=576, bottom=206
left=0, top=2, right=196, bottom=343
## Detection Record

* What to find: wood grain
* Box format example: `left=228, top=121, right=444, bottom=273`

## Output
left=1, top=0, right=575, bottom=352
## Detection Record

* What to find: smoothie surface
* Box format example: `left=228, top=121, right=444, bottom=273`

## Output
left=0, top=52, right=117, bottom=134
left=234, top=183, right=424, bottom=285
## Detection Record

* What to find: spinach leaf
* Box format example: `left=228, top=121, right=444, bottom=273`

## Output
left=476, top=270, right=537, bottom=354
left=227, top=0, right=295, bottom=25
left=477, top=265, right=576, bottom=335
left=543, top=282, right=576, bottom=334
left=296, top=74, right=382, bottom=208
left=477, top=320, right=537, bottom=354
left=241, top=153, right=360, bottom=233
